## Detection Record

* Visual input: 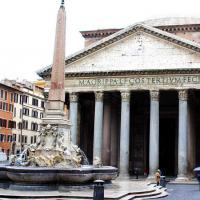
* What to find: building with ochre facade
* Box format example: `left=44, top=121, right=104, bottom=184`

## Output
left=0, top=83, right=18, bottom=157
left=2, top=80, right=45, bottom=155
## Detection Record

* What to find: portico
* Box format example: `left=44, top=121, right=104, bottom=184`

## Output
left=38, top=21, right=200, bottom=179
left=65, top=86, right=199, bottom=179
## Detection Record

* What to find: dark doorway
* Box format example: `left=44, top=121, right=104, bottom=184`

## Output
left=129, top=91, right=150, bottom=176
left=79, top=93, right=95, bottom=164
left=190, top=90, right=200, bottom=168
left=160, top=118, right=177, bottom=176
left=159, top=91, right=178, bottom=177
left=102, top=92, right=121, bottom=168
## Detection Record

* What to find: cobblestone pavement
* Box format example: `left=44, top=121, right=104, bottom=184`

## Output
left=150, top=184, right=200, bottom=200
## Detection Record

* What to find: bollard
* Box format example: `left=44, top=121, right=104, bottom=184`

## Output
left=193, top=167, right=200, bottom=191
left=160, top=176, right=166, bottom=187
left=196, top=173, right=200, bottom=191
left=93, top=180, right=104, bottom=200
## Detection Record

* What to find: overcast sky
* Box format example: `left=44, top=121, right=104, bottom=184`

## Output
left=0, top=0, right=200, bottom=81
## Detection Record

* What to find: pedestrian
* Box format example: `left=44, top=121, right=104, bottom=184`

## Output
left=155, top=169, right=161, bottom=186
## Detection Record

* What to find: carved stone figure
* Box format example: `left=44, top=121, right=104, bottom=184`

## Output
left=12, top=124, right=84, bottom=168
left=93, top=156, right=102, bottom=168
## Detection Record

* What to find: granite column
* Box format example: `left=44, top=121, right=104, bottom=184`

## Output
left=93, top=92, right=104, bottom=163
left=176, top=90, right=188, bottom=181
left=119, top=91, right=130, bottom=176
left=149, top=90, right=159, bottom=177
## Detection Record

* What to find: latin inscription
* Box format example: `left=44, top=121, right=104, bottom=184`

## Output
left=79, top=75, right=200, bottom=87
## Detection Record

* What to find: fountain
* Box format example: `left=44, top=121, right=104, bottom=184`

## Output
left=0, top=0, right=117, bottom=191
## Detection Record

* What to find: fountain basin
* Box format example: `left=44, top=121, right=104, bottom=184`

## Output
left=0, top=165, right=8, bottom=180
left=0, top=165, right=118, bottom=186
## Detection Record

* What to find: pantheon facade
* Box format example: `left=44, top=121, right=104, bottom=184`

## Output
left=38, top=18, right=200, bottom=180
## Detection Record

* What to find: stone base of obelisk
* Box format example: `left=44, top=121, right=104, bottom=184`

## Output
left=42, top=114, right=71, bottom=145
left=43, top=98, right=71, bottom=131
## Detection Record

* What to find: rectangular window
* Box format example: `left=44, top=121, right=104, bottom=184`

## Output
left=22, top=120, right=28, bottom=130
left=14, top=107, right=16, bottom=117
left=9, top=104, right=14, bottom=112
left=8, top=121, right=12, bottom=128
left=3, top=102, right=6, bottom=111
left=4, top=91, right=7, bottom=100
left=22, top=135, right=24, bottom=143
left=34, top=136, right=37, bottom=143
left=13, top=121, right=16, bottom=128
left=14, top=93, right=18, bottom=103
left=3, top=103, right=9, bottom=111
left=10, top=93, right=13, bottom=102
left=20, top=95, right=23, bottom=104
left=7, top=135, right=12, bottom=142
left=23, top=108, right=29, bottom=116
left=0, top=119, right=6, bottom=127
left=25, top=136, right=27, bottom=144
left=31, top=136, right=33, bottom=144
left=41, top=101, right=44, bottom=108
left=31, top=123, right=38, bottom=131
left=32, top=98, right=38, bottom=106
left=0, top=101, right=2, bottom=110
left=0, top=90, right=3, bottom=99
left=40, top=113, right=43, bottom=119
left=13, top=134, right=16, bottom=142
left=0, top=134, right=3, bottom=142
left=8, top=121, right=16, bottom=129
left=18, top=122, right=22, bottom=129
left=0, top=119, right=7, bottom=128
left=32, top=110, right=38, bottom=118
left=23, top=95, right=28, bottom=104
left=3, top=135, right=6, bottom=142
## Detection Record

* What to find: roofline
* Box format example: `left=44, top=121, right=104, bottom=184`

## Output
left=37, top=23, right=200, bottom=78
left=80, top=28, right=121, bottom=38
left=40, top=68, right=200, bottom=79
left=0, top=82, right=22, bottom=92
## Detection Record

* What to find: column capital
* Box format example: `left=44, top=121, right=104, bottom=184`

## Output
left=178, top=90, right=188, bottom=101
left=150, top=90, right=159, bottom=101
left=69, top=92, right=78, bottom=102
left=95, top=91, right=104, bottom=101
left=120, top=91, right=130, bottom=102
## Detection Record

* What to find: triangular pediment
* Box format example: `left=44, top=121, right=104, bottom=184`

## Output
left=65, top=29, right=200, bottom=74
left=38, top=24, right=200, bottom=77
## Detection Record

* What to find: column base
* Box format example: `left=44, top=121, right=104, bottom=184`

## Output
left=146, top=174, right=156, bottom=183
left=147, top=175, right=155, bottom=180
left=175, top=175, right=189, bottom=182
left=118, top=173, right=130, bottom=180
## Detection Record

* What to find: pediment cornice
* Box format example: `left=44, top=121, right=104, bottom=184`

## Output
left=63, top=68, right=200, bottom=78
left=38, top=23, right=200, bottom=78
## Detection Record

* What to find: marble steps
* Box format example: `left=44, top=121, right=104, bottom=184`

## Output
left=0, top=183, right=168, bottom=200
left=119, top=186, right=167, bottom=200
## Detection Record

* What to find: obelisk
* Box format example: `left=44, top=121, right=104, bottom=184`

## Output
left=43, top=0, right=70, bottom=129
